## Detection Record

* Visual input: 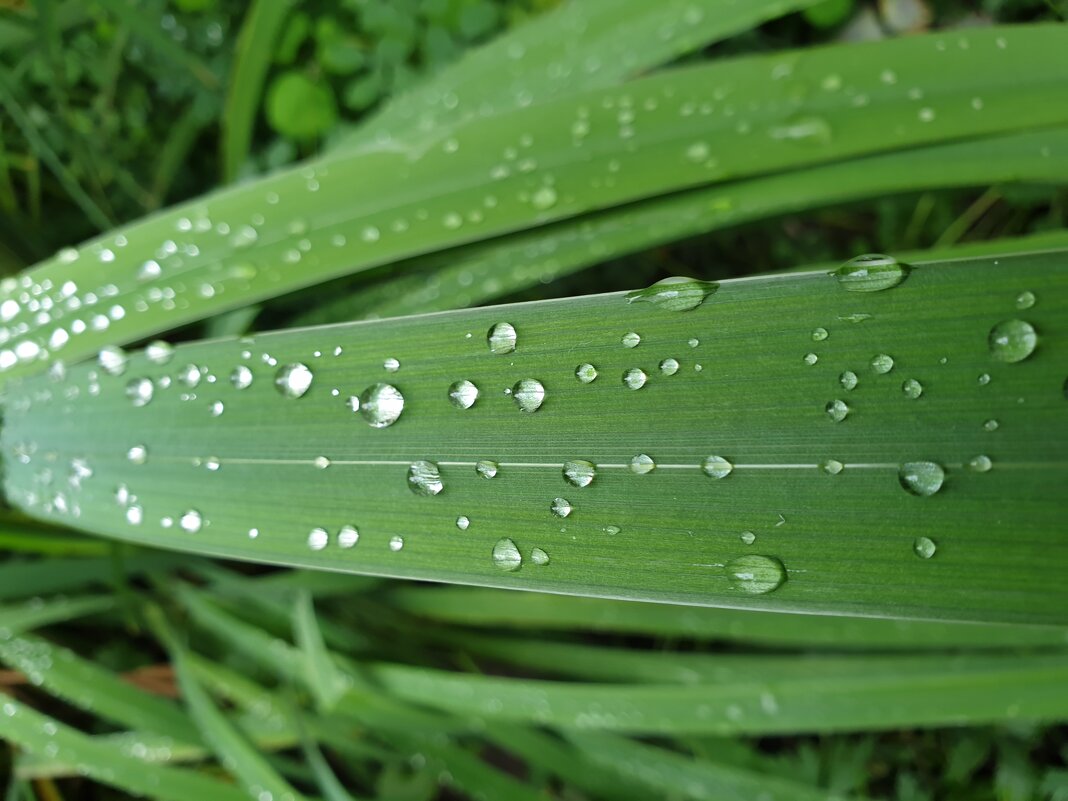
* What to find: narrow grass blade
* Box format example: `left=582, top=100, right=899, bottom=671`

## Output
left=0, top=553, right=185, bottom=602
left=292, top=590, right=350, bottom=710
left=3, top=26, right=1068, bottom=380
left=4, top=252, right=1065, bottom=623
left=221, top=0, right=299, bottom=182
left=0, top=526, right=112, bottom=556
left=0, top=697, right=248, bottom=801
left=0, top=595, right=112, bottom=635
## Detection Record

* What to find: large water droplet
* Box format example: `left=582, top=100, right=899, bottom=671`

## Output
left=659, top=358, right=679, bottom=376
left=902, top=378, right=924, bottom=399
left=231, top=365, right=253, bottom=390
left=487, top=322, right=517, bottom=354
left=623, top=368, right=647, bottom=390
left=178, top=364, right=202, bottom=388
left=408, top=460, right=443, bottom=496
left=803, top=353, right=818, bottom=366
left=839, top=371, right=858, bottom=391
left=988, top=319, right=1037, bottom=363
left=455, top=515, right=470, bottom=531
left=275, top=363, right=313, bottom=399
left=99, top=346, right=128, bottom=376
left=492, top=538, right=522, bottom=571
left=563, top=460, right=596, bottom=488
left=338, top=525, right=359, bottom=548
left=575, top=363, right=598, bottom=383
left=448, top=380, right=479, bottom=409
left=898, top=461, right=945, bottom=496
left=621, top=332, right=641, bottom=349
left=825, top=399, right=851, bottom=422
left=725, top=555, right=786, bottom=594
left=740, top=531, right=756, bottom=545
left=126, top=378, right=154, bottom=407
left=512, top=379, right=546, bottom=412
left=127, top=445, right=147, bottom=465
left=913, top=536, right=937, bottom=559
left=870, top=354, right=894, bottom=374
left=968, top=454, right=992, bottom=473
left=630, top=454, right=655, bottom=474
left=308, top=528, right=329, bottom=551
left=820, top=459, right=843, bottom=475
left=145, top=341, right=174, bottom=365
left=126, top=505, right=144, bottom=525
left=702, top=455, right=733, bottom=479
left=833, top=254, right=909, bottom=292
left=389, top=536, right=404, bottom=552
left=624, top=277, right=718, bottom=312
left=476, top=460, right=499, bottom=479
left=551, top=497, right=573, bottom=517
left=359, top=383, right=405, bottom=427
left=811, top=327, right=828, bottom=342
left=179, top=510, right=203, bottom=533
left=530, top=547, right=550, bottom=566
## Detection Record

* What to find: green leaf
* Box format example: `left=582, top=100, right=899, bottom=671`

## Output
left=4, top=252, right=1066, bottom=623
left=0, top=595, right=113, bottom=634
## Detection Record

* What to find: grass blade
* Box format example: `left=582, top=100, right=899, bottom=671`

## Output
left=292, top=590, right=350, bottom=710
left=0, top=595, right=113, bottom=635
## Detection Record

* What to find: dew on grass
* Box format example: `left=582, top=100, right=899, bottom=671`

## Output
left=408, top=460, right=443, bottom=496
left=825, top=399, right=850, bottom=422
left=833, top=254, right=909, bottom=292
left=179, top=510, right=203, bottom=533
left=624, top=277, right=718, bottom=312
left=476, top=460, right=499, bottom=479
left=988, top=319, right=1037, bottom=363
left=630, top=454, right=656, bottom=474
left=575, top=363, right=598, bottom=383
left=623, top=368, right=647, bottom=390
left=275, top=363, right=313, bottom=398
left=308, top=528, right=329, bottom=551
left=512, top=379, right=546, bottom=412
left=898, top=461, right=945, bottom=496
left=359, top=383, right=405, bottom=427
left=563, top=460, right=596, bottom=488
left=448, top=380, right=479, bottom=409
left=488, top=322, right=517, bottom=354
left=726, top=555, right=786, bottom=594
left=492, top=538, right=522, bottom=571
left=338, top=526, right=359, bottom=548
left=702, top=455, right=733, bottom=479
left=913, top=536, right=937, bottom=559
left=871, top=354, right=894, bottom=374
left=551, top=497, right=573, bottom=518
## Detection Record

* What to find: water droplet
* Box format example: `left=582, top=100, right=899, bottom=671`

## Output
left=476, top=460, right=499, bottom=479
left=1015, top=290, right=1035, bottom=310
left=126, top=378, right=154, bottom=407
left=839, top=371, right=858, bottom=391
left=630, top=454, right=655, bottom=474
left=308, top=528, right=328, bottom=551
left=702, top=455, right=733, bottom=479
left=870, top=354, right=894, bottom=374
left=624, top=277, right=718, bottom=312
left=127, top=445, right=147, bottom=465
left=530, top=547, right=550, bottom=565
left=769, top=115, right=832, bottom=145
left=725, top=555, right=786, bottom=595
left=487, top=322, right=517, bottom=354
left=231, top=365, right=253, bottom=390
left=811, top=327, right=828, bottom=342
left=313, top=456, right=330, bottom=470
left=659, top=358, right=679, bottom=376
left=833, top=254, right=909, bottom=292
left=551, top=497, right=573, bottom=517
left=977, top=373, right=991, bottom=386
left=531, top=186, right=558, bottom=210
left=621, top=332, right=641, bottom=348
left=803, top=353, right=818, bottom=366
left=913, top=536, right=937, bottom=559
left=968, top=454, right=992, bottom=473
left=512, top=379, right=545, bottom=412
left=902, top=378, right=924, bottom=399
left=359, top=383, right=405, bottom=427
left=456, top=515, right=470, bottom=531
left=563, top=460, right=596, bottom=488
left=99, top=346, right=128, bottom=376
left=983, top=418, right=999, bottom=432
left=389, top=536, right=404, bottom=552
left=898, top=461, right=945, bottom=496
left=275, top=363, right=313, bottom=398
left=492, top=538, right=522, bottom=571
left=448, top=380, right=479, bottom=409
left=740, top=531, right=756, bottom=545
left=988, top=319, right=1037, bottom=363
left=821, top=459, right=843, bottom=475
left=825, top=399, right=850, bottom=422
left=603, top=524, right=621, bottom=535
left=408, top=460, right=443, bottom=496
left=383, top=357, right=400, bottom=373
left=248, top=528, right=259, bottom=539
left=575, top=363, right=598, bottom=383
left=210, top=401, right=225, bottom=417
left=688, top=338, right=700, bottom=348
left=623, top=368, right=647, bottom=390
left=126, top=505, right=143, bottom=525
left=145, top=341, right=173, bottom=365
left=338, top=526, right=359, bottom=548
left=179, top=510, right=203, bottom=533
left=178, top=364, right=202, bottom=388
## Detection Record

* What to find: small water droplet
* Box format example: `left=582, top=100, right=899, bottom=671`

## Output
left=624, top=277, right=718, bottom=312
left=448, top=379, right=479, bottom=409
left=833, top=254, right=909, bottom=292
left=126, top=505, right=143, bottom=525
left=383, top=357, right=400, bottom=373
left=803, top=353, right=818, bottom=366
left=389, top=536, right=404, bottom=552
left=456, top=515, right=470, bottom=531
left=178, top=364, right=202, bottom=388
left=983, top=418, right=999, bottom=432
left=492, top=538, right=522, bottom=571
left=487, top=323, right=517, bottom=354
left=531, top=186, right=558, bottom=210
left=825, top=399, right=850, bottom=422
left=978, top=373, right=991, bottom=386
left=408, top=460, right=443, bottom=496
left=476, top=460, right=499, bottom=479
left=313, top=456, right=330, bottom=470
left=127, top=445, right=147, bottom=465
left=725, top=555, right=786, bottom=594
left=231, top=365, right=253, bottom=389
left=623, top=368, right=647, bottom=390
left=630, top=453, right=656, bottom=474
left=179, top=509, right=203, bottom=533
left=988, top=319, right=1037, bottom=363
left=99, top=346, right=128, bottom=376
left=1015, top=290, right=1035, bottom=310
left=359, top=383, right=405, bottom=427
left=870, top=354, right=894, bottom=374
left=126, top=378, right=154, bottom=407
left=659, top=358, right=679, bottom=376
left=839, top=371, right=858, bottom=391
left=308, top=528, right=328, bottom=551
left=603, top=524, right=621, bottom=535
left=563, top=460, right=596, bottom=488
left=968, top=454, right=992, bottom=473
left=621, top=332, right=641, bottom=348
left=688, top=338, right=700, bottom=348
left=145, top=341, right=174, bottom=365
left=811, top=327, right=828, bottom=342
left=913, top=536, right=937, bottom=559
left=575, top=363, right=598, bottom=383
left=338, top=526, right=359, bottom=548
left=530, top=547, right=550, bottom=565
left=551, top=497, right=573, bottom=517
left=902, top=378, right=924, bottom=399
left=275, top=363, right=313, bottom=398
left=209, top=401, right=225, bottom=417
left=512, top=379, right=546, bottom=412
left=740, top=531, right=756, bottom=545
left=821, top=459, right=843, bottom=475
left=248, top=528, right=259, bottom=539
left=702, top=455, right=733, bottom=479
left=898, top=461, right=945, bottom=496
